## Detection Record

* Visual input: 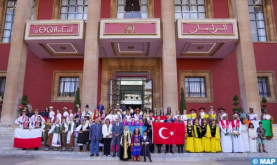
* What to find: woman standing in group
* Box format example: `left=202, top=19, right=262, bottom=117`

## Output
left=120, top=126, right=131, bottom=161
left=131, top=128, right=142, bottom=161
left=241, top=121, right=250, bottom=152
left=185, top=119, right=194, bottom=152
left=201, top=119, right=211, bottom=152
left=102, top=119, right=113, bottom=156
left=193, top=118, right=202, bottom=152
left=76, top=120, right=88, bottom=152
left=48, top=119, right=61, bottom=151
left=210, top=120, right=221, bottom=153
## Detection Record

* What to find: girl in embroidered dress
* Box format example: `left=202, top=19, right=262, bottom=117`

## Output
left=248, top=123, right=257, bottom=152
left=43, top=118, right=52, bottom=151
left=67, top=116, right=75, bottom=151
left=210, top=119, right=221, bottom=153
left=48, top=119, right=61, bottom=151
left=193, top=118, right=202, bottom=152
left=185, top=119, right=194, bottom=152
left=201, top=119, right=211, bottom=152
left=120, top=126, right=132, bottom=161
left=131, top=128, right=142, bottom=161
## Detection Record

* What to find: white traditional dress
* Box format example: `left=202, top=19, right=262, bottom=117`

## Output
left=15, top=115, right=30, bottom=128
left=248, top=128, right=257, bottom=152
left=199, top=112, right=206, bottom=126
left=231, top=119, right=244, bottom=152
left=219, top=120, right=232, bottom=152
left=56, top=113, right=62, bottom=124
left=48, top=124, right=62, bottom=147
left=48, top=111, right=55, bottom=123
left=30, top=114, right=45, bottom=125
left=248, top=113, right=260, bottom=129
left=182, top=114, right=188, bottom=125
left=67, top=121, right=75, bottom=145
left=82, top=110, right=93, bottom=120
left=241, top=124, right=250, bottom=152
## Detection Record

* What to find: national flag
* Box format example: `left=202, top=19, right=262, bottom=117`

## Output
left=14, top=128, right=42, bottom=149
left=153, top=122, right=185, bottom=145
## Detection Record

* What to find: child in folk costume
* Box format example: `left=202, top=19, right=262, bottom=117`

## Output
left=84, top=118, right=91, bottom=151
left=48, top=106, right=55, bottom=124
left=67, top=109, right=74, bottom=123
left=56, top=109, right=62, bottom=124
left=210, top=120, right=221, bottom=153
left=42, top=118, right=52, bottom=151
left=198, top=107, right=206, bottom=126
left=82, top=105, right=93, bottom=120
left=62, top=107, right=69, bottom=121
left=181, top=110, right=188, bottom=125
left=185, top=119, right=194, bottom=152
left=131, top=127, right=142, bottom=161
left=231, top=114, right=244, bottom=152
left=34, top=116, right=43, bottom=129
left=31, top=109, right=45, bottom=126
left=15, top=109, right=29, bottom=129
left=76, top=119, right=88, bottom=151
left=48, top=119, right=62, bottom=151
left=189, top=109, right=197, bottom=125
left=141, top=130, right=152, bottom=162
left=60, top=117, right=68, bottom=151
left=193, top=118, right=202, bottom=152
left=125, top=110, right=131, bottom=122
left=122, top=116, right=129, bottom=126
left=173, top=110, right=181, bottom=121
left=92, top=109, right=101, bottom=121
left=219, top=114, right=232, bottom=152
left=241, top=121, right=250, bottom=152
left=137, top=117, right=144, bottom=126
left=74, top=107, right=82, bottom=119
left=120, top=126, right=132, bottom=161
left=248, top=123, right=257, bottom=152
left=130, top=115, right=137, bottom=126
left=67, top=116, right=75, bottom=151
left=201, top=119, right=211, bottom=152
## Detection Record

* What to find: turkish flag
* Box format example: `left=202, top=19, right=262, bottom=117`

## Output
left=153, top=123, right=185, bottom=145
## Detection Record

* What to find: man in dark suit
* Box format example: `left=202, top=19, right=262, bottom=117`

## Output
left=89, top=119, right=102, bottom=156
left=164, top=113, right=175, bottom=154
left=112, top=117, right=123, bottom=157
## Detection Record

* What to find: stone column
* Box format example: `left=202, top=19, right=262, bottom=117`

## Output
left=231, top=0, right=261, bottom=116
left=1, top=0, right=33, bottom=125
left=161, top=0, right=179, bottom=113
left=81, top=0, right=101, bottom=111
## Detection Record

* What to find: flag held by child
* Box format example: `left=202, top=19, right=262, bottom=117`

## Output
left=153, top=123, right=185, bottom=145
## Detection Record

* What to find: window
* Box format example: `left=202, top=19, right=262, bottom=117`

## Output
left=2, top=0, right=16, bottom=43
left=60, top=0, right=88, bottom=21
left=59, top=77, right=79, bottom=97
left=258, top=77, right=269, bottom=97
left=175, top=0, right=206, bottom=20
left=185, top=77, right=206, bottom=97
left=117, top=0, right=148, bottom=18
left=0, top=77, right=6, bottom=97
left=248, top=0, right=267, bottom=42
left=179, top=71, right=212, bottom=103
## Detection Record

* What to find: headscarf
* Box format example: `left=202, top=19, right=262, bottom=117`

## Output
left=131, top=127, right=141, bottom=143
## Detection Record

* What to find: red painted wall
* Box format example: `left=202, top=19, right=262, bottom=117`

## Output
left=213, top=0, right=229, bottom=19
left=101, top=0, right=111, bottom=18
left=37, top=0, right=54, bottom=20
left=177, top=51, right=241, bottom=117
left=154, top=0, right=161, bottom=18
left=254, top=43, right=277, bottom=122
left=0, top=44, right=10, bottom=71
left=23, top=50, right=84, bottom=112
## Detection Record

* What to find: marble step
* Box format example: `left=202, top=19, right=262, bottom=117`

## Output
left=0, top=149, right=276, bottom=161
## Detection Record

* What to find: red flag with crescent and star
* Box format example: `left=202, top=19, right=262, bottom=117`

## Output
left=152, top=122, right=185, bottom=145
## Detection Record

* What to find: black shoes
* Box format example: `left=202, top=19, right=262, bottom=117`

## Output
left=90, top=154, right=94, bottom=157
left=96, top=154, right=99, bottom=156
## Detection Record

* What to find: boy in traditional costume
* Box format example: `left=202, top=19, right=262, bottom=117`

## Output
left=42, top=118, right=52, bottom=151
left=141, top=130, right=152, bottom=162
left=56, top=109, right=62, bottom=125
left=31, top=109, right=45, bottom=126
left=231, top=114, right=244, bottom=153
left=185, top=119, right=194, bottom=152
left=48, top=119, right=61, bottom=151
left=201, top=119, right=211, bottom=152
left=219, top=114, right=232, bottom=152
left=60, top=117, right=68, bottom=151
left=210, top=119, right=221, bottom=153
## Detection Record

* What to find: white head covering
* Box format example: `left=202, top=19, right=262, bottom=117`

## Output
left=221, top=113, right=227, bottom=120
left=233, top=114, right=238, bottom=117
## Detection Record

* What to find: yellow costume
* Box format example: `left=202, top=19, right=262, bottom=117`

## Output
left=201, top=124, right=211, bottom=152
left=193, top=123, right=202, bottom=152
left=185, top=124, right=194, bottom=152
left=210, top=124, right=221, bottom=153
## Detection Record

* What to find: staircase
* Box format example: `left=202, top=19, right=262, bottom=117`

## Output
left=0, top=124, right=276, bottom=161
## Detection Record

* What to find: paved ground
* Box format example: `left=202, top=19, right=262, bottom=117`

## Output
left=0, top=158, right=250, bottom=165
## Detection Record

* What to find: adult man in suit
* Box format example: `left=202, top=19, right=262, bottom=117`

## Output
left=97, top=102, right=105, bottom=115
left=112, top=117, right=123, bottom=157
left=89, top=118, right=102, bottom=156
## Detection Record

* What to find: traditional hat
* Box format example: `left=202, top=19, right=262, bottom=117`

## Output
left=222, top=113, right=227, bottom=118
left=218, top=107, right=225, bottom=110
left=198, top=107, right=205, bottom=110
left=85, top=104, right=89, bottom=109
left=49, top=106, right=53, bottom=109
left=63, top=107, right=67, bottom=110
left=189, top=108, right=196, bottom=112
left=233, top=114, right=239, bottom=117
